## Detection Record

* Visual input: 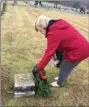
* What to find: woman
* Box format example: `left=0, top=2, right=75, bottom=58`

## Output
left=33, top=15, right=89, bottom=87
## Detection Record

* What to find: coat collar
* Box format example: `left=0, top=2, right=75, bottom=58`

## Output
left=45, top=19, right=61, bottom=38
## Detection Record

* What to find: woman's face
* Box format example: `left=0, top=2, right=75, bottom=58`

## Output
left=37, top=27, right=46, bottom=35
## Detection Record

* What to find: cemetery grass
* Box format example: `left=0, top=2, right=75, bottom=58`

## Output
left=1, top=2, right=89, bottom=106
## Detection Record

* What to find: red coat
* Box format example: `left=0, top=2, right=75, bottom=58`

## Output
left=37, top=19, right=89, bottom=70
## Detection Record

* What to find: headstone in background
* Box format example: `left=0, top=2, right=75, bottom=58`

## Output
left=14, top=73, right=35, bottom=98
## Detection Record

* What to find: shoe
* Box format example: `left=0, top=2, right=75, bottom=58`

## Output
left=51, top=81, right=67, bottom=87
left=51, top=81, right=59, bottom=87
left=54, top=77, right=58, bottom=81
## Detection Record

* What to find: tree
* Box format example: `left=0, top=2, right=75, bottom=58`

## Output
left=1, top=1, right=7, bottom=16
left=73, top=2, right=80, bottom=9
left=54, top=1, right=58, bottom=8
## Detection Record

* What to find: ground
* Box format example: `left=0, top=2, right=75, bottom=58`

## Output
left=1, top=1, right=89, bottom=106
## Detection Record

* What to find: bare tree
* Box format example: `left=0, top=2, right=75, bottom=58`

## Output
left=1, top=1, right=7, bottom=16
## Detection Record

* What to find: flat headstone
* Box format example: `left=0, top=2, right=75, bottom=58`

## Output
left=14, top=73, right=35, bottom=97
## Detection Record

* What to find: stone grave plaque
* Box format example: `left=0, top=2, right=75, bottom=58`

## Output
left=14, top=73, right=35, bottom=97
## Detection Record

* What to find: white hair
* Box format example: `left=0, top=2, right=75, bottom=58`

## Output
left=35, top=15, right=50, bottom=31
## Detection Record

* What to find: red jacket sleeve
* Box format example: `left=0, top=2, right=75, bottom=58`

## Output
left=37, top=34, right=60, bottom=70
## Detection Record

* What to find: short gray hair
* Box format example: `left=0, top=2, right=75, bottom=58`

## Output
left=35, top=15, right=50, bottom=31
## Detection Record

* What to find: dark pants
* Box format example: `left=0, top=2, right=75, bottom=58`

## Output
left=57, top=59, right=80, bottom=85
